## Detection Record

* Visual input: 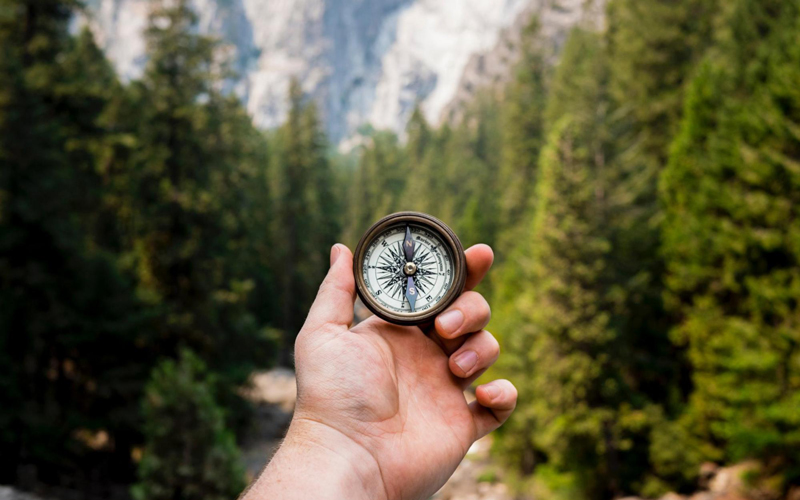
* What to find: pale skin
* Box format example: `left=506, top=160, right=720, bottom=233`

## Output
left=243, top=243, right=518, bottom=500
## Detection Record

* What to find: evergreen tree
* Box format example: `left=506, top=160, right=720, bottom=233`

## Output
left=495, top=29, right=668, bottom=499
left=442, top=93, right=501, bottom=250
left=495, top=17, right=548, bottom=257
left=607, top=0, right=719, bottom=163
left=270, top=80, right=339, bottom=344
left=343, top=131, right=404, bottom=246
left=132, top=350, right=246, bottom=500
left=602, top=1, right=721, bottom=399
left=123, top=0, right=272, bottom=386
left=401, top=106, right=444, bottom=216
left=517, top=115, right=615, bottom=499
left=660, top=0, right=800, bottom=485
left=0, top=0, right=151, bottom=484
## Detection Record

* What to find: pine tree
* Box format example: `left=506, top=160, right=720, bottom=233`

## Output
left=270, top=80, right=339, bottom=345
left=594, top=6, right=724, bottom=490
left=607, top=0, right=719, bottom=163
left=660, top=0, right=800, bottom=483
left=443, top=93, right=501, bottom=250
left=401, top=106, right=444, bottom=216
left=495, top=29, right=665, bottom=498
left=343, top=130, right=404, bottom=246
left=0, top=1, right=150, bottom=486
left=495, top=17, right=548, bottom=257
left=132, top=350, right=246, bottom=500
left=518, top=115, right=614, bottom=499
left=602, top=1, right=721, bottom=392
left=123, top=0, right=273, bottom=386
left=204, top=92, right=279, bottom=393
left=126, top=0, right=218, bottom=325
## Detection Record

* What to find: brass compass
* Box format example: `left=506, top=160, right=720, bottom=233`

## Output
left=353, top=212, right=467, bottom=325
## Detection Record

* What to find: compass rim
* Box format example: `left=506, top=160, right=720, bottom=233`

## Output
left=353, top=211, right=467, bottom=326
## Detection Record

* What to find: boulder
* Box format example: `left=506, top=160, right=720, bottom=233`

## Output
left=709, top=462, right=759, bottom=495
left=0, top=487, right=48, bottom=500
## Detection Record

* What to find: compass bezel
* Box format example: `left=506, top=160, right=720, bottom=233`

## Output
left=353, top=212, right=467, bottom=326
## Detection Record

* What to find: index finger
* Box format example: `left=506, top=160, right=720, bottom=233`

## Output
left=463, top=244, right=494, bottom=291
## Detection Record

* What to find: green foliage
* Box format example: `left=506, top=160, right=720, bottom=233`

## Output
left=530, top=464, right=586, bottom=500
left=343, top=97, right=502, bottom=252
left=495, top=17, right=548, bottom=255
left=3, top=0, right=800, bottom=496
left=0, top=0, right=333, bottom=491
left=270, top=80, right=339, bottom=338
left=401, top=106, right=438, bottom=215
left=103, top=1, right=282, bottom=444
left=661, top=0, right=800, bottom=481
left=607, top=0, right=720, bottom=161
left=123, top=0, right=271, bottom=381
left=445, top=95, right=502, bottom=249
left=491, top=5, right=725, bottom=493
left=132, top=350, right=246, bottom=500
left=495, top=30, right=645, bottom=498
left=0, top=0, right=152, bottom=484
left=342, top=131, right=404, bottom=246
left=603, top=1, right=722, bottom=426
left=476, top=468, right=499, bottom=483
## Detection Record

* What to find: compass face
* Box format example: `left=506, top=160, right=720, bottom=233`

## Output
left=361, top=223, right=455, bottom=315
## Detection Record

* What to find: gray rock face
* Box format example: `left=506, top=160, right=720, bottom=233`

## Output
left=0, top=487, right=48, bottom=500
left=81, top=0, right=594, bottom=144
left=442, top=0, right=606, bottom=124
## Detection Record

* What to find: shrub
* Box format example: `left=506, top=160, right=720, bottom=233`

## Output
left=132, top=350, right=246, bottom=500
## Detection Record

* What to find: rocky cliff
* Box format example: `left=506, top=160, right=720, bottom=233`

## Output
left=442, top=0, right=605, bottom=124
left=81, top=0, right=598, bottom=144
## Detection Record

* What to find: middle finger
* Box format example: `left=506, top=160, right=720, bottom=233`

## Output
left=434, top=291, right=491, bottom=340
left=426, top=290, right=491, bottom=355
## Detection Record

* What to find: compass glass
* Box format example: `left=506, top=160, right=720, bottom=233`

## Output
left=361, top=223, right=455, bottom=314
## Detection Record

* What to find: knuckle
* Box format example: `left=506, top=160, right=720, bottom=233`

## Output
left=472, top=291, right=491, bottom=312
left=485, top=331, right=500, bottom=357
left=316, top=277, right=338, bottom=297
left=462, top=290, right=482, bottom=303
left=318, top=276, right=353, bottom=300
left=500, top=379, right=517, bottom=398
left=460, top=291, right=491, bottom=322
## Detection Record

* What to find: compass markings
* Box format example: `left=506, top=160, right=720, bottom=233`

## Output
left=363, top=224, right=454, bottom=314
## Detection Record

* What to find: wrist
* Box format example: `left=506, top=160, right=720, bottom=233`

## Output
left=243, top=416, right=387, bottom=500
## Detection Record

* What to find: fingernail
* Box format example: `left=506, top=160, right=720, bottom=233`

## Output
left=437, top=309, right=464, bottom=336
left=330, top=244, right=341, bottom=267
left=453, top=350, right=478, bottom=375
left=482, top=384, right=500, bottom=401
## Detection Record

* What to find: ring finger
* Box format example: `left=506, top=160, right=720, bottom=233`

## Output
left=449, top=329, right=500, bottom=388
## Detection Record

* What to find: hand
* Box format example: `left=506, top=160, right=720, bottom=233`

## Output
left=245, top=243, right=517, bottom=500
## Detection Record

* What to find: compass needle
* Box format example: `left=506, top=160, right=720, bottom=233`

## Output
left=403, top=225, right=414, bottom=263
left=405, top=276, right=417, bottom=312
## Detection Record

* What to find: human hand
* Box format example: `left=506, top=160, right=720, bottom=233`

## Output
left=245, top=243, right=517, bottom=500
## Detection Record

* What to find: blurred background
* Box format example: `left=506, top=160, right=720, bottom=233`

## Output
left=1, top=0, right=799, bottom=499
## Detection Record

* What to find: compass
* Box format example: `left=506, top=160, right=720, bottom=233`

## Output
left=353, top=212, right=467, bottom=325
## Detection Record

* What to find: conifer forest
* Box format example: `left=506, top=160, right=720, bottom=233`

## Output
left=1, top=0, right=799, bottom=499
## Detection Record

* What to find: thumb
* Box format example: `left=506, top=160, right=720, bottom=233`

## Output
left=302, top=244, right=356, bottom=331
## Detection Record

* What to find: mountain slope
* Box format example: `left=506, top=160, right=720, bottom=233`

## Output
left=83, top=0, right=599, bottom=143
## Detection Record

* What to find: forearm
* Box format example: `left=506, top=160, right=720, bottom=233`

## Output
left=242, top=418, right=387, bottom=500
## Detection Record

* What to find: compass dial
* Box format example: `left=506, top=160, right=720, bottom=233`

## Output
left=353, top=212, right=467, bottom=325
left=362, top=224, right=454, bottom=314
